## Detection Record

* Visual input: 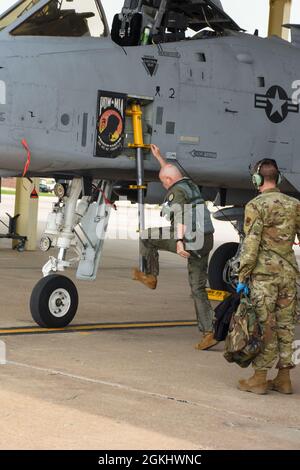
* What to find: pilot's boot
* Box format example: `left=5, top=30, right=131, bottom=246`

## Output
left=195, top=332, right=218, bottom=351
left=238, top=370, right=268, bottom=395
left=267, top=368, right=293, bottom=394
left=132, top=268, right=157, bottom=290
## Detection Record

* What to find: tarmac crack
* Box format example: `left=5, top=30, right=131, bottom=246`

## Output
left=6, top=359, right=299, bottom=433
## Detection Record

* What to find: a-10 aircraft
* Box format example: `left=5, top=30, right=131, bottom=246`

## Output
left=0, top=0, right=299, bottom=328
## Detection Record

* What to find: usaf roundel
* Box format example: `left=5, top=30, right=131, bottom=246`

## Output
left=255, top=85, right=299, bottom=123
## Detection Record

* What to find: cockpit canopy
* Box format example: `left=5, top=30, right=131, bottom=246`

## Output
left=0, top=0, right=108, bottom=37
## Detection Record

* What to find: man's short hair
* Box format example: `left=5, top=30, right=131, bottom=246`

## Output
left=255, top=159, right=279, bottom=183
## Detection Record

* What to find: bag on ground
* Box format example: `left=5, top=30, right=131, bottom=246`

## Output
left=223, top=294, right=262, bottom=368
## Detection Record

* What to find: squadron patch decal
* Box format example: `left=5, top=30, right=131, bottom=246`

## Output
left=142, top=56, right=159, bottom=77
left=255, top=85, right=299, bottom=123
left=95, top=91, right=127, bottom=158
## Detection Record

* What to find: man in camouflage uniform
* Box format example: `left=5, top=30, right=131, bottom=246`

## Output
left=133, top=144, right=217, bottom=350
left=237, top=158, right=299, bottom=394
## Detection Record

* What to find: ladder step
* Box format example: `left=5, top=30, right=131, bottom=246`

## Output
left=206, top=289, right=231, bottom=301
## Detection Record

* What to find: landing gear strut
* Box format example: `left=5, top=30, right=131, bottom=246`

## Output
left=30, top=178, right=114, bottom=327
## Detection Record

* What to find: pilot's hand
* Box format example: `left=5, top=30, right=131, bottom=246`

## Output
left=176, top=241, right=190, bottom=259
left=150, top=144, right=162, bottom=160
left=236, top=282, right=249, bottom=295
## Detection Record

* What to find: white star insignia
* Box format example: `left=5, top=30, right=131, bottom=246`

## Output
left=268, top=89, right=286, bottom=118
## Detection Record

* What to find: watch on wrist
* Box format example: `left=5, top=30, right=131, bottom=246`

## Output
left=176, top=239, right=184, bottom=243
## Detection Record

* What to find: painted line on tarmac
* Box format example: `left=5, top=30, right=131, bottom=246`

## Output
left=6, top=360, right=274, bottom=428
left=0, top=320, right=197, bottom=337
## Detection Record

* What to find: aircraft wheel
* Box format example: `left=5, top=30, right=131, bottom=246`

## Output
left=30, top=275, right=78, bottom=328
left=208, top=242, right=239, bottom=293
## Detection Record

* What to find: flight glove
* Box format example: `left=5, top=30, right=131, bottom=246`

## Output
left=236, top=282, right=249, bottom=295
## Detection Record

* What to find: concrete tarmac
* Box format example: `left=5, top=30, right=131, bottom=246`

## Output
left=0, top=195, right=299, bottom=450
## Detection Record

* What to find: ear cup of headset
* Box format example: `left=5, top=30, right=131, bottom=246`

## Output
left=252, top=173, right=263, bottom=188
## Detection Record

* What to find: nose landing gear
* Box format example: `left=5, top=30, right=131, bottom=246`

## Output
left=29, top=178, right=113, bottom=328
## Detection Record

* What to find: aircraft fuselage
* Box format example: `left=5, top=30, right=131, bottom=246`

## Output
left=0, top=31, right=300, bottom=195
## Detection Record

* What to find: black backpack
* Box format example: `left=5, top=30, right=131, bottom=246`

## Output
left=213, top=293, right=240, bottom=342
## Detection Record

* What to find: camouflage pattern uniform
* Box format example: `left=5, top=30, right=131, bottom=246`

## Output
left=238, top=188, right=300, bottom=370
left=141, top=177, right=215, bottom=333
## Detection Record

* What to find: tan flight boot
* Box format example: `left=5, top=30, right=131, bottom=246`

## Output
left=195, top=332, right=218, bottom=351
left=267, top=369, right=293, bottom=394
left=132, top=268, right=157, bottom=290
left=238, top=370, right=268, bottom=395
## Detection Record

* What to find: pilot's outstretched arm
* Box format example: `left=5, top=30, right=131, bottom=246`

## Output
left=150, top=144, right=167, bottom=168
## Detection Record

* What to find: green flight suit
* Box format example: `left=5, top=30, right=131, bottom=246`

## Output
left=239, top=188, right=300, bottom=370
left=140, top=178, right=215, bottom=333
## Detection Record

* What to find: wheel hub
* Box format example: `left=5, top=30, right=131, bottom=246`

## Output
left=223, top=254, right=240, bottom=289
left=48, top=289, right=71, bottom=318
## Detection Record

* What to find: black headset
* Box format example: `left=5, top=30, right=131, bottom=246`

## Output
left=252, top=158, right=282, bottom=188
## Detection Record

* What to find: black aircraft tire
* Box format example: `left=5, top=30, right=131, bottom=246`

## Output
left=208, top=242, right=239, bottom=292
left=30, top=275, right=79, bottom=328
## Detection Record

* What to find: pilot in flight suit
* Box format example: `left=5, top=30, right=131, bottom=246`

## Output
left=133, top=145, right=217, bottom=350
